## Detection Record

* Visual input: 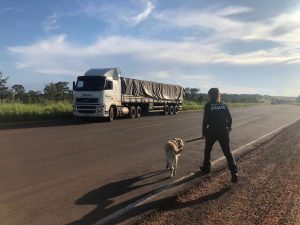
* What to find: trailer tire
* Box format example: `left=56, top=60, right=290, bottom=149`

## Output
left=169, top=105, right=174, bottom=115
left=164, top=105, right=169, bottom=115
left=136, top=106, right=142, bottom=118
left=130, top=106, right=136, bottom=119
left=174, top=105, right=179, bottom=114
left=108, top=106, right=115, bottom=122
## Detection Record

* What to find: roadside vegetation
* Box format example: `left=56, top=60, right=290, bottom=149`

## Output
left=182, top=100, right=205, bottom=111
left=0, top=71, right=299, bottom=122
left=0, top=102, right=72, bottom=122
left=183, top=88, right=268, bottom=111
left=182, top=101, right=262, bottom=111
left=0, top=71, right=73, bottom=122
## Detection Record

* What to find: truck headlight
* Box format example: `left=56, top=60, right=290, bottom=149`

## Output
left=98, top=105, right=105, bottom=112
left=73, top=105, right=77, bottom=112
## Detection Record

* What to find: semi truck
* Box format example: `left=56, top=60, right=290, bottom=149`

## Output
left=72, top=68, right=184, bottom=121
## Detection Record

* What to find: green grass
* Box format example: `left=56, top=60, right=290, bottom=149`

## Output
left=227, top=102, right=263, bottom=108
left=0, top=102, right=73, bottom=122
left=0, top=101, right=264, bottom=123
left=182, top=101, right=263, bottom=111
left=182, top=101, right=205, bottom=111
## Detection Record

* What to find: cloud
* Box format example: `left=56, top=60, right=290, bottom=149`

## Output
left=4, top=2, right=300, bottom=96
left=176, top=74, right=214, bottom=91
left=6, top=4, right=300, bottom=97
left=153, top=6, right=249, bottom=40
left=0, top=7, right=14, bottom=12
left=131, top=0, right=154, bottom=25
left=244, top=11, right=300, bottom=44
left=0, top=7, right=24, bottom=13
left=43, top=12, right=60, bottom=32
left=153, top=6, right=300, bottom=46
left=216, top=6, right=253, bottom=16
left=69, top=0, right=154, bottom=27
left=218, top=85, right=259, bottom=95
left=8, top=31, right=300, bottom=78
left=151, top=6, right=300, bottom=65
left=36, top=68, right=79, bottom=75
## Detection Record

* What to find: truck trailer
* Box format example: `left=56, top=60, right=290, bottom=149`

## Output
left=72, top=68, right=184, bottom=121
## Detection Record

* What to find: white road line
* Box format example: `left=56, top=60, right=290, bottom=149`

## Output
left=93, top=117, right=300, bottom=225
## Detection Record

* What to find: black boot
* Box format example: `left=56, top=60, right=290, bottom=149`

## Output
left=231, top=173, right=238, bottom=183
left=200, top=166, right=210, bottom=174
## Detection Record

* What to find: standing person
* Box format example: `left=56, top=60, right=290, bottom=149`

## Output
left=200, top=88, right=238, bottom=183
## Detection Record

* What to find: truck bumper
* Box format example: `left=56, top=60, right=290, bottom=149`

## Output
left=73, top=105, right=109, bottom=118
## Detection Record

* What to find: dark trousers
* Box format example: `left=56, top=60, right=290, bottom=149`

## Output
left=203, top=129, right=237, bottom=174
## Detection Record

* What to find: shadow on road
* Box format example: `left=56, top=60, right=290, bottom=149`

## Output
left=114, top=186, right=232, bottom=225
left=67, top=171, right=216, bottom=225
left=67, top=169, right=169, bottom=225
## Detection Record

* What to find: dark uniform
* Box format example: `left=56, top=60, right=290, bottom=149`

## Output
left=201, top=100, right=237, bottom=177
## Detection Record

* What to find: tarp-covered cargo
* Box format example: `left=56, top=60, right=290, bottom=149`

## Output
left=121, top=77, right=184, bottom=101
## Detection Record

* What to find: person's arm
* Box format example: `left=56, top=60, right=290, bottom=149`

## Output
left=202, top=103, right=209, bottom=137
left=225, top=104, right=232, bottom=131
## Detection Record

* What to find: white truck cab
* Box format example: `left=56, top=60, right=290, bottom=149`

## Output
left=73, top=68, right=121, bottom=120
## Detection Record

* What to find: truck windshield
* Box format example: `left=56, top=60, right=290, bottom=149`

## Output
left=75, top=76, right=106, bottom=91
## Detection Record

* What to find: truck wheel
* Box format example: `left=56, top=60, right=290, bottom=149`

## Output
left=174, top=105, right=179, bottom=114
left=130, top=106, right=136, bottom=119
left=136, top=106, right=142, bottom=118
left=164, top=105, right=169, bottom=115
left=169, top=105, right=174, bottom=115
left=108, top=106, right=115, bottom=122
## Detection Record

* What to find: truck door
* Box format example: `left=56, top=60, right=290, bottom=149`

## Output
left=104, top=79, right=114, bottom=111
left=112, top=77, right=121, bottom=106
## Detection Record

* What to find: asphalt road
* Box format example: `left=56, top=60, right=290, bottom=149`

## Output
left=0, top=105, right=300, bottom=225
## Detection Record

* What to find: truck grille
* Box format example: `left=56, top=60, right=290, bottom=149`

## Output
left=77, top=105, right=97, bottom=114
left=78, top=110, right=96, bottom=114
left=76, top=98, right=98, bottom=103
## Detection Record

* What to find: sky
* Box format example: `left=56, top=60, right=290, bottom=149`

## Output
left=0, top=0, right=300, bottom=96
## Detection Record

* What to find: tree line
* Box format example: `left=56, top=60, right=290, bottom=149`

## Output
left=0, top=71, right=72, bottom=103
left=184, top=87, right=262, bottom=103
left=184, top=87, right=300, bottom=104
left=0, top=71, right=299, bottom=104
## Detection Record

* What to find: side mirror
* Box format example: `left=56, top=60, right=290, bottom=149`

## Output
left=73, top=81, right=76, bottom=91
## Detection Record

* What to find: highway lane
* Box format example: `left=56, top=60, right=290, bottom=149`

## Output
left=0, top=105, right=300, bottom=225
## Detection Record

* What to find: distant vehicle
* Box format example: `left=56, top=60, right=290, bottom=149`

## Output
left=72, top=68, right=184, bottom=121
left=271, top=101, right=278, bottom=105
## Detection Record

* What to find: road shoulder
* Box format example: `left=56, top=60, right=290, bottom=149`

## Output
left=132, top=121, right=300, bottom=225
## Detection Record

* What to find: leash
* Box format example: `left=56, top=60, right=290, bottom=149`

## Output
left=185, top=137, right=205, bottom=143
